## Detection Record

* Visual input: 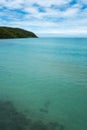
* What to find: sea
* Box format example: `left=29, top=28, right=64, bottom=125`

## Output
left=0, top=38, right=87, bottom=130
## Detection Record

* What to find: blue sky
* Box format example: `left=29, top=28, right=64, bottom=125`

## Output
left=0, top=0, right=87, bottom=37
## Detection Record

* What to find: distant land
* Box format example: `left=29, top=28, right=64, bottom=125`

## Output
left=0, top=27, right=38, bottom=39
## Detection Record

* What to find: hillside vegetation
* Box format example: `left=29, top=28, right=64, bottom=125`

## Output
left=0, top=27, right=37, bottom=38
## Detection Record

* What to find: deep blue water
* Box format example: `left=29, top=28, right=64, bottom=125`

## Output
left=0, top=38, right=87, bottom=130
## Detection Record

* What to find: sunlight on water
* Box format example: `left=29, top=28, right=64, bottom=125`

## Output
left=0, top=38, right=87, bottom=130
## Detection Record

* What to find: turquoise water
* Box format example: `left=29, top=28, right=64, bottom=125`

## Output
left=0, top=38, right=87, bottom=130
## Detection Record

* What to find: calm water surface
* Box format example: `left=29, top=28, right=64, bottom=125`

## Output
left=0, top=38, right=87, bottom=130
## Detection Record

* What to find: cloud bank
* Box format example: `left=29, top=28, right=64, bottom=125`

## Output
left=0, top=0, right=87, bottom=37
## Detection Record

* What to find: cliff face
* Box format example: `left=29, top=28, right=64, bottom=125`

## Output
left=0, top=27, right=38, bottom=39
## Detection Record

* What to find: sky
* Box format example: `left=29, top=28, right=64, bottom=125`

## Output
left=0, top=0, right=87, bottom=37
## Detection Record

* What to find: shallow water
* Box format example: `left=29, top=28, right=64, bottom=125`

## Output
left=0, top=38, right=87, bottom=130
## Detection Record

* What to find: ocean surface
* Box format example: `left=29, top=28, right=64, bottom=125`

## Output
left=0, top=38, right=87, bottom=130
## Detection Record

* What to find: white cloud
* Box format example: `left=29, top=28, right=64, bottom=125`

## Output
left=0, top=0, right=87, bottom=36
left=0, top=0, right=70, bottom=9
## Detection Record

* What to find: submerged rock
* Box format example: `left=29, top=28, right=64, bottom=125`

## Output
left=40, top=108, right=49, bottom=114
left=0, top=100, right=30, bottom=130
left=0, top=100, right=64, bottom=130
left=30, top=121, right=46, bottom=130
left=47, top=122, right=59, bottom=130
left=39, top=100, right=50, bottom=114
left=30, top=121, right=62, bottom=130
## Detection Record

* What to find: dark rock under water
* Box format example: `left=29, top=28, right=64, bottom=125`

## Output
left=39, top=108, right=49, bottom=114
left=0, top=100, right=64, bottom=130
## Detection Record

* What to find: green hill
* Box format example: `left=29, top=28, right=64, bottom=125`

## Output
left=0, top=27, right=38, bottom=39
